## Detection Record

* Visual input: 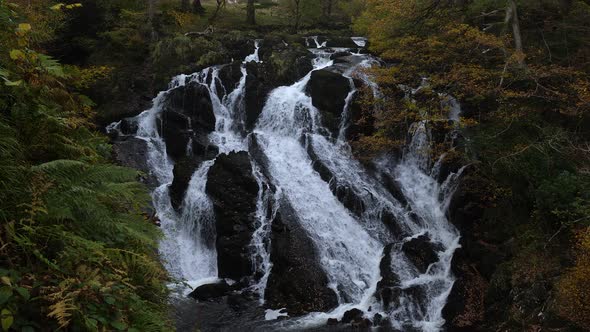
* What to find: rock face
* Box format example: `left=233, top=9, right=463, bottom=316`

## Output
left=206, top=151, right=259, bottom=281
left=306, top=69, right=351, bottom=136
left=162, top=81, right=216, bottom=161
left=161, top=81, right=218, bottom=209
left=402, top=234, right=443, bottom=273
left=264, top=199, right=339, bottom=315
left=375, top=244, right=401, bottom=310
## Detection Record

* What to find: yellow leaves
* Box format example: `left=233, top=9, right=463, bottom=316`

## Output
left=50, top=3, right=82, bottom=11
left=1, top=308, right=13, bottom=331
left=47, top=298, right=76, bottom=329
left=0, top=277, right=10, bottom=287
left=9, top=49, right=25, bottom=61
left=15, top=23, right=31, bottom=37
left=72, top=65, right=113, bottom=89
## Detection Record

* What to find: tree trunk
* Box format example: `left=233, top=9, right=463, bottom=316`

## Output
left=293, top=0, right=301, bottom=33
left=193, top=0, right=205, bottom=14
left=148, top=0, right=158, bottom=41
left=247, top=0, right=256, bottom=25
left=505, top=0, right=525, bottom=67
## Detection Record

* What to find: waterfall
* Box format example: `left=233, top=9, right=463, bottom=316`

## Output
left=110, top=37, right=465, bottom=331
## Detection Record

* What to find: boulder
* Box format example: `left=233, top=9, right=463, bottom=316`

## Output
left=325, top=36, right=361, bottom=49
left=169, top=157, right=199, bottom=210
left=161, top=81, right=216, bottom=161
left=330, top=51, right=352, bottom=60
left=402, top=234, right=443, bottom=274
left=168, top=135, right=218, bottom=211
left=206, top=151, right=259, bottom=281
left=341, top=308, right=364, bottom=324
left=119, top=117, right=138, bottom=135
left=306, top=69, right=351, bottom=136
left=217, top=61, right=244, bottom=98
left=111, top=136, right=156, bottom=187
left=264, top=198, right=339, bottom=315
left=189, top=281, right=232, bottom=301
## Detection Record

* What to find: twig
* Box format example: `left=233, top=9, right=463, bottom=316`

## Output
left=545, top=216, right=590, bottom=248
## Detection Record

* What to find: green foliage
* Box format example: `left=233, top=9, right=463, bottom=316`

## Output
left=0, top=2, right=172, bottom=330
left=355, top=0, right=590, bottom=328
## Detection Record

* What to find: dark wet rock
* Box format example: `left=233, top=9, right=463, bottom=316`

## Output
left=265, top=198, right=339, bottom=315
left=379, top=172, right=409, bottom=207
left=169, top=157, right=198, bottom=210
left=325, top=36, right=360, bottom=49
left=244, top=62, right=272, bottom=131
left=165, top=81, right=216, bottom=132
left=376, top=244, right=402, bottom=310
left=218, top=61, right=244, bottom=98
left=111, top=136, right=149, bottom=173
left=168, top=140, right=218, bottom=211
left=243, top=45, right=313, bottom=130
left=332, top=183, right=366, bottom=216
left=189, top=281, right=232, bottom=301
left=327, top=318, right=339, bottom=326
left=381, top=211, right=407, bottom=239
left=111, top=136, right=156, bottom=187
left=305, top=136, right=334, bottom=183
left=162, top=81, right=215, bottom=161
left=341, top=309, right=365, bottom=324
left=306, top=69, right=351, bottom=136
left=402, top=285, right=429, bottom=313
left=330, top=51, right=352, bottom=60
left=206, top=151, right=259, bottom=281
left=224, top=36, right=259, bottom=63
left=328, top=56, right=367, bottom=74
left=119, top=117, right=138, bottom=135
left=305, top=137, right=365, bottom=216
left=402, top=234, right=443, bottom=273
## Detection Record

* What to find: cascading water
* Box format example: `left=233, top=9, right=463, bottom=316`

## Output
left=110, top=36, right=465, bottom=331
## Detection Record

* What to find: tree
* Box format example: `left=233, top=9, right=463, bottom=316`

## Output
left=321, top=0, right=333, bottom=18
left=193, top=0, right=205, bottom=14
left=210, top=0, right=226, bottom=23
left=247, top=0, right=256, bottom=25
left=182, top=0, right=204, bottom=13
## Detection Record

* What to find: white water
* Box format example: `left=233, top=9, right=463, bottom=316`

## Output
left=112, top=38, right=464, bottom=331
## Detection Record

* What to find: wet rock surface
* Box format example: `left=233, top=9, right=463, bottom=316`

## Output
left=402, top=234, right=443, bottom=273
left=162, top=81, right=216, bottom=161
left=206, top=151, right=259, bottom=281
left=306, top=69, right=351, bottom=136
left=264, top=199, right=339, bottom=316
left=188, top=280, right=232, bottom=301
left=376, top=244, right=401, bottom=310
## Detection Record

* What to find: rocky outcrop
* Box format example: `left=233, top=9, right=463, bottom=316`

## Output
left=242, top=43, right=313, bottom=130
left=111, top=136, right=157, bottom=187
left=206, top=151, right=259, bottom=281
left=402, top=234, right=443, bottom=274
left=306, top=69, right=351, bottom=136
left=264, top=198, right=339, bottom=315
left=376, top=244, right=401, bottom=310
left=162, top=81, right=216, bottom=161
left=160, top=81, right=218, bottom=209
